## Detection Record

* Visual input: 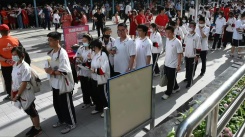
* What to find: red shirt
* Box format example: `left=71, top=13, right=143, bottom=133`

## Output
left=220, top=7, right=225, bottom=12
left=155, top=14, right=169, bottom=27
left=135, top=14, right=146, bottom=25
left=145, top=13, right=153, bottom=23
left=224, top=7, right=230, bottom=21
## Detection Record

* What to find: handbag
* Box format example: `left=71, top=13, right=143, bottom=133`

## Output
left=59, top=72, right=74, bottom=95
left=97, top=75, right=107, bottom=85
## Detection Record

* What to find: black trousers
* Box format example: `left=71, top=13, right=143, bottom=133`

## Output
left=2, top=66, right=13, bottom=95
left=96, top=23, right=104, bottom=37
left=194, top=51, right=207, bottom=75
left=124, top=14, right=129, bottom=23
left=54, top=23, right=60, bottom=31
left=52, top=88, right=77, bottom=125
left=44, top=18, right=51, bottom=30
left=113, top=72, right=121, bottom=77
left=185, top=57, right=195, bottom=86
left=223, top=31, right=233, bottom=47
left=164, top=65, right=179, bottom=96
left=212, top=34, right=222, bottom=49
left=91, top=80, right=108, bottom=112
left=80, top=76, right=93, bottom=104
left=152, top=53, right=160, bottom=74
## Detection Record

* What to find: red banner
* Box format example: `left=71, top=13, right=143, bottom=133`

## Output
left=63, top=25, right=89, bottom=53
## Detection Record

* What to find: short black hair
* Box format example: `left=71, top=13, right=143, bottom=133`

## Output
left=47, top=32, right=61, bottom=40
left=137, top=24, right=148, bottom=35
left=199, top=16, right=205, bottom=23
left=165, top=26, right=175, bottom=33
left=176, top=17, right=183, bottom=26
left=11, top=46, right=25, bottom=58
left=118, top=23, right=127, bottom=29
left=103, top=27, right=112, bottom=33
left=189, top=21, right=196, bottom=27
left=83, top=33, right=93, bottom=42
left=169, top=21, right=176, bottom=27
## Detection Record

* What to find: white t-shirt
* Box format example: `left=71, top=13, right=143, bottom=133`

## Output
left=196, top=26, right=210, bottom=51
left=189, top=8, right=195, bottom=17
left=150, top=31, right=163, bottom=53
left=164, top=38, right=183, bottom=68
left=215, top=17, right=226, bottom=34
left=135, top=37, right=152, bottom=69
left=114, top=37, right=136, bottom=74
left=233, top=20, right=244, bottom=40
left=12, top=61, right=31, bottom=91
left=226, top=17, right=236, bottom=32
left=205, top=10, right=211, bottom=19
left=53, top=13, right=60, bottom=23
left=48, top=48, right=72, bottom=89
left=184, top=33, right=201, bottom=58
left=125, top=5, right=132, bottom=14
left=75, top=46, right=93, bottom=77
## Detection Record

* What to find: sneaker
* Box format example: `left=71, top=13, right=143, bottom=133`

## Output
left=161, top=94, right=169, bottom=100
left=3, top=95, right=11, bottom=101
left=25, top=126, right=35, bottom=136
left=183, top=79, right=188, bottom=82
left=237, top=56, right=243, bottom=59
left=186, top=84, right=191, bottom=89
left=91, top=110, right=100, bottom=115
left=90, top=104, right=95, bottom=108
left=52, top=122, right=66, bottom=128
left=81, top=104, right=90, bottom=109
left=61, top=125, right=76, bottom=134
left=211, top=49, right=215, bottom=51
left=101, top=113, right=104, bottom=118
left=153, top=73, right=160, bottom=77
left=172, top=87, right=180, bottom=94
left=28, top=127, right=42, bottom=137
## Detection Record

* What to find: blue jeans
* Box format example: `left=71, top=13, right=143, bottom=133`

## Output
left=17, top=15, right=23, bottom=29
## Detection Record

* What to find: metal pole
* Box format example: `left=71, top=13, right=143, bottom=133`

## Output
left=150, top=87, right=156, bottom=129
left=90, top=0, right=93, bottom=10
left=33, top=0, right=39, bottom=27
left=104, top=107, right=111, bottom=137
left=210, top=105, right=219, bottom=137
left=147, top=0, right=150, bottom=8
left=161, top=0, right=163, bottom=5
left=64, top=0, right=67, bottom=7
left=112, top=0, right=115, bottom=14
left=131, top=0, right=134, bottom=9
left=181, top=0, right=183, bottom=17
left=195, top=0, right=199, bottom=22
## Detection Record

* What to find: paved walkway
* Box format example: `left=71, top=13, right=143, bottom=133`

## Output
left=0, top=16, right=243, bottom=136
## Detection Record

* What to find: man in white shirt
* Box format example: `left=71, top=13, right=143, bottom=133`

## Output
left=112, top=23, right=136, bottom=76
left=45, top=32, right=76, bottom=134
left=183, top=22, right=201, bottom=88
left=119, top=3, right=124, bottom=19
left=195, top=16, right=210, bottom=77
left=230, top=12, right=245, bottom=58
left=189, top=6, right=195, bottom=22
left=124, top=2, right=132, bottom=24
left=162, top=26, right=183, bottom=100
left=212, top=12, right=226, bottom=50
left=135, top=25, right=152, bottom=69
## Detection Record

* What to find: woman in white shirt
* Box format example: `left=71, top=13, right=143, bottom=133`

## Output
left=112, top=12, right=121, bottom=24
left=75, top=34, right=95, bottom=109
left=150, top=23, right=163, bottom=76
left=11, top=46, right=42, bottom=136
left=90, top=39, right=110, bottom=118
left=53, top=9, right=60, bottom=31
left=223, top=12, right=236, bottom=48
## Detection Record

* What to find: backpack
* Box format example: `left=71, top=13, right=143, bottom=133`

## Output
left=28, top=68, right=41, bottom=93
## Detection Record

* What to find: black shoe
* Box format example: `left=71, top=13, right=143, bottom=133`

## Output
left=26, top=126, right=35, bottom=136
left=28, top=127, right=42, bottom=137
left=3, top=95, right=11, bottom=101
left=199, top=73, right=204, bottom=77
left=184, top=79, right=188, bottom=82
left=186, top=84, right=191, bottom=89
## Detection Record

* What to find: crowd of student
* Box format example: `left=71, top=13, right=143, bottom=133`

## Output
left=0, top=0, right=245, bottom=137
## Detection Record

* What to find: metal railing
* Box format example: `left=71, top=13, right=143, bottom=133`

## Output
left=175, top=64, right=245, bottom=137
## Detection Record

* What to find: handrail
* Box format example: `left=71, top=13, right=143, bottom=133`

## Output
left=175, top=64, right=245, bottom=137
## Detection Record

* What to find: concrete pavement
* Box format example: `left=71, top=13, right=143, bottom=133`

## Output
left=0, top=18, right=243, bottom=136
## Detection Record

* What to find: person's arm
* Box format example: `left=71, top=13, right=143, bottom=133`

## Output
left=127, top=41, right=136, bottom=71
left=17, top=8, right=21, bottom=15
left=128, top=55, right=135, bottom=71
left=199, top=27, right=207, bottom=38
left=177, top=53, right=182, bottom=72
left=146, top=42, right=152, bottom=65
